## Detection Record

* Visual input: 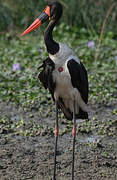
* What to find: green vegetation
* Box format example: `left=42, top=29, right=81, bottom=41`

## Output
left=0, top=25, right=116, bottom=109
left=0, top=0, right=117, bottom=33
left=0, top=115, right=53, bottom=137
left=0, top=0, right=117, bottom=138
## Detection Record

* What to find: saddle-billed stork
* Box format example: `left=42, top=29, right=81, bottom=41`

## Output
left=22, top=1, right=88, bottom=180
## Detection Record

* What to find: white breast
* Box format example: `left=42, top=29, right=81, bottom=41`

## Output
left=49, top=43, right=80, bottom=65
left=49, top=43, right=88, bottom=113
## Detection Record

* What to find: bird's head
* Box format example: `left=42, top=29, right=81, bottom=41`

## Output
left=21, top=1, right=63, bottom=36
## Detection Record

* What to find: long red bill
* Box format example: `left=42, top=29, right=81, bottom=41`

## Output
left=21, top=19, right=41, bottom=36
left=21, top=5, right=50, bottom=36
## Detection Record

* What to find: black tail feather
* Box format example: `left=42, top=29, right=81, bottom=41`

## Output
left=58, top=98, right=88, bottom=120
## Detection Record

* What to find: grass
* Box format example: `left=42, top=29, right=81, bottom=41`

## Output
left=0, top=26, right=117, bottom=180
left=0, top=25, right=117, bottom=137
left=0, top=26, right=117, bottom=108
left=0, top=115, right=54, bottom=137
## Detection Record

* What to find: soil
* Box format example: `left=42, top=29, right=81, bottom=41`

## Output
left=0, top=102, right=117, bottom=180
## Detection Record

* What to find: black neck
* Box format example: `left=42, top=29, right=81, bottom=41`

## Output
left=44, top=20, right=59, bottom=55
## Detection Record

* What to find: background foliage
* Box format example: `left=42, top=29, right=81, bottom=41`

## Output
left=0, top=0, right=117, bottom=33
left=0, top=0, right=117, bottom=110
left=0, top=0, right=117, bottom=136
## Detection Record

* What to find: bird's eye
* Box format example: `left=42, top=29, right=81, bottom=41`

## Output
left=51, top=6, right=57, bottom=16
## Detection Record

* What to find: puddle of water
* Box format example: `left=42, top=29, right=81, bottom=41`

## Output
left=66, top=134, right=100, bottom=144
left=77, top=135, right=99, bottom=143
left=76, top=119, right=84, bottom=123
left=11, top=115, right=21, bottom=121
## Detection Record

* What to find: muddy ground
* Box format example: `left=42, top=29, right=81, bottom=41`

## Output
left=0, top=102, right=117, bottom=180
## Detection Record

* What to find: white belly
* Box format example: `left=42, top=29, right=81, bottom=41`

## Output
left=52, top=68, right=88, bottom=114
left=50, top=43, right=88, bottom=113
left=53, top=69, right=73, bottom=100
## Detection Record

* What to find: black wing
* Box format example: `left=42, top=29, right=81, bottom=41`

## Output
left=67, top=59, right=88, bottom=103
left=67, top=59, right=88, bottom=119
left=38, top=57, right=56, bottom=100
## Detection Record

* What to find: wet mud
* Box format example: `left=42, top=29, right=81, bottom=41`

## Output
left=0, top=102, right=117, bottom=180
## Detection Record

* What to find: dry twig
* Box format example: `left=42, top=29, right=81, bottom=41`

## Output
left=95, top=3, right=116, bottom=62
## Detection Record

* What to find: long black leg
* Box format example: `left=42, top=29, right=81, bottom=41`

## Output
left=72, top=100, right=76, bottom=180
left=53, top=101, right=59, bottom=180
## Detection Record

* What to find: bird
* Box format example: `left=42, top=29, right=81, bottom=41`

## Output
left=22, top=1, right=88, bottom=180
